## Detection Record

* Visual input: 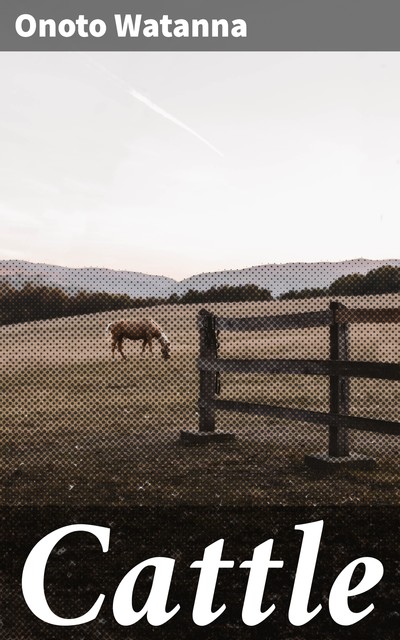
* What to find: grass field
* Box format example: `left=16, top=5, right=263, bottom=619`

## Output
left=1, top=295, right=399, bottom=506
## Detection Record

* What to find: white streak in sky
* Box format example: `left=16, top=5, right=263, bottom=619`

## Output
left=127, top=87, right=223, bottom=157
left=88, top=58, right=223, bottom=157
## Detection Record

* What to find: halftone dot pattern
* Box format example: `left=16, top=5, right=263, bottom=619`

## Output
left=0, top=267, right=399, bottom=507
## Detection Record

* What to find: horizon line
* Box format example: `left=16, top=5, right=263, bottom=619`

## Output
left=1, top=256, right=400, bottom=283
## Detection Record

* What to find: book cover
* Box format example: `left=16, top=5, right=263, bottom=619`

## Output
left=1, top=1, right=399, bottom=638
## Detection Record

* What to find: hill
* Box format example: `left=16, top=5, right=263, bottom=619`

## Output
left=1, top=258, right=400, bottom=298
left=0, top=260, right=177, bottom=298
left=180, top=259, right=400, bottom=297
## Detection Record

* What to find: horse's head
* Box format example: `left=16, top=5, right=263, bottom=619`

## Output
left=161, top=341, right=171, bottom=360
left=159, top=334, right=171, bottom=361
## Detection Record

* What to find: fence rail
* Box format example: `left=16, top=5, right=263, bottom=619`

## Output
left=216, top=306, right=400, bottom=332
left=214, top=400, right=400, bottom=437
left=336, top=307, right=400, bottom=324
left=217, top=309, right=332, bottom=332
left=194, top=302, right=400, bottom=463
left=198, top=357, right=400, bottom=380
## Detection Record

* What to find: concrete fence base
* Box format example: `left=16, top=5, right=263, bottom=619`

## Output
left=304, top=452, right=376, bottom=471
left=180, top=430, right=236, bottom=445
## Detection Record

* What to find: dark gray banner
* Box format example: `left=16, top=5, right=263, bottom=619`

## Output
left=1, top=0, right=400, bottom=51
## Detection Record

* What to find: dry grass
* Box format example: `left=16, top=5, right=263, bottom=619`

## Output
left=0, top=294, right=399, bottom=506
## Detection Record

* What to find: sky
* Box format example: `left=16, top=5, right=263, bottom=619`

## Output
left=1, top=51, right=400, bottom=279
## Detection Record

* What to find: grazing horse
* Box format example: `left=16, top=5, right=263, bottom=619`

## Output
left=106, top=319, right=171, bottom=361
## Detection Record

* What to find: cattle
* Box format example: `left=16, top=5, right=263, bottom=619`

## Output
left=106, top=319, right=171, bottom=361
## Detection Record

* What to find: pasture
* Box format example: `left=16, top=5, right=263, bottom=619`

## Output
left=1, top=295, right=399, bottom=506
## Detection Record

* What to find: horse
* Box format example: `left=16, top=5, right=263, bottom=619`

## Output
left=106, top=319, right=171, bottom=361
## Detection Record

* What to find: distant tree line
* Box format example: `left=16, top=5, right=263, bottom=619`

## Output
left=0, top=266, right=398, bottom=325
left=279, top=266, right=400, bottom=300
left=166, top=284, right=273, bottom=305
left=0, top=283, right=272, bottom=325
left=0, top=284, right=161, bottom=326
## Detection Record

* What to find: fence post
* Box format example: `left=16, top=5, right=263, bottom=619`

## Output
left=180, top=308, right=235, bottom=443
left=198, top=309, right=218, bottom=432
left=329, top=301, right=350, bottom=457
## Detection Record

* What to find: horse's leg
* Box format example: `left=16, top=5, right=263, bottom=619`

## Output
left=117, top=338, right=126, bottom=360
left=143, top=331, right=153, bottom=355
left=141, top=339, right=147, bottom=356
left=111, top=337, right=117, bottom=359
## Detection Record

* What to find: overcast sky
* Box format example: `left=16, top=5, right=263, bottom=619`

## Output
left=1, top=52, right=399, bottom=279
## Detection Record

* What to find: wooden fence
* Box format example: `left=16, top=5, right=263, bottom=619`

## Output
left=192, top=301, right=400, bottom=463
